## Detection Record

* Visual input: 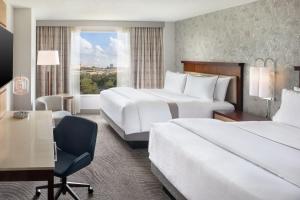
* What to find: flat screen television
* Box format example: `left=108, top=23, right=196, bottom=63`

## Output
left=0, top=26, right=13, bottom=88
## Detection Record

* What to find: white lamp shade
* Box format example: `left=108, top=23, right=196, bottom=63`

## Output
left=37, top=50, right=60, bottom=65
left=249, top=67, right=260, bottom=96
left=259, top=67, right=273, bottom=99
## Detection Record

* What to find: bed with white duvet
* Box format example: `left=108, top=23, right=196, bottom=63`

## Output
left=149, top=89, right=300, bottom=200
left=99, top=70, right=237, bottom=142
left=100, top=87, right=233, bottom=134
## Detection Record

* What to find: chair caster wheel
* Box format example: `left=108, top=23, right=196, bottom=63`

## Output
left=35, top=189, right=41, bottom=196
left=88, top=186, right=94, bottom=194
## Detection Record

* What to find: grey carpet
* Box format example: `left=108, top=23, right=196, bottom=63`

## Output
left=0, top=115, right=170, bottom=200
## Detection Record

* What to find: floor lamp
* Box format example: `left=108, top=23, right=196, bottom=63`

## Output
left=37, top=50, right=60, bottom=96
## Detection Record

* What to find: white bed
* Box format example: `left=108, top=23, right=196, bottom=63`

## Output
left=149, top=118, right=300, bottom=200
left=99, top=61, right=244, bottom=144
left=100, top=87, right=234, bottom=135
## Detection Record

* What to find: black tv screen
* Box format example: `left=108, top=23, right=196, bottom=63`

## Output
left=0, top=26, right=13, bottom=88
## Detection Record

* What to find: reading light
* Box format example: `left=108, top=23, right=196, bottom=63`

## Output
left=249, top=58, right=275, bottom=119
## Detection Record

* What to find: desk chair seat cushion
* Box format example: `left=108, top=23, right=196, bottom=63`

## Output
left=52, top=111, right=72, bottom=126
left=55, top=149, right=92, bottom=177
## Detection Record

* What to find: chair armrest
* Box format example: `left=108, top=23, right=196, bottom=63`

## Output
left=65, top=152, right=92, bottom=175
left=39, top=96, right=63, bottom=111
left=35, top=100, right=46, bottom=110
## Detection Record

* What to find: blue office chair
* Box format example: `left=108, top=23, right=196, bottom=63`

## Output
left=35, top=116, right=98, bottom=200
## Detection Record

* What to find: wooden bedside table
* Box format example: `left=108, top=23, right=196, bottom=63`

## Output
left=213, top=110, right=269, bottom=122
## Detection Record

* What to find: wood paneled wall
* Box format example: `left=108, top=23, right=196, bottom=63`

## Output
left=0, top=0, right=6, bottom=28
left=0, top=88, right=7, bottom=119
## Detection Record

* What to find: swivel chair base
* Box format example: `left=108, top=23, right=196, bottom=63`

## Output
left=35, top=177, right=93, bottom=200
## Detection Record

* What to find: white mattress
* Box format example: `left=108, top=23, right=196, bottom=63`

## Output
left=99, top=87, right=234, bottom=135
left=149, top=119, right=300, bottom=200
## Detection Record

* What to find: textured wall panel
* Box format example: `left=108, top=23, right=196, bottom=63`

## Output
left=175, top=0, right=300, bottom=116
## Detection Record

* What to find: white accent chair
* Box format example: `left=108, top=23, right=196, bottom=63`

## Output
left=36, top=95, right=72, bottom=127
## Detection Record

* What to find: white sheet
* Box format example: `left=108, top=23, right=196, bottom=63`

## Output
left=149, top=119, right=300, bottom=200
left=99, top=87, right=234, bottom=135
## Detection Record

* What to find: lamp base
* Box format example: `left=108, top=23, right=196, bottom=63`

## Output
left=266, top=99, right=272, bottom=119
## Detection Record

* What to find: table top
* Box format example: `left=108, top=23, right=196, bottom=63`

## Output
left=214, top=110, right=270, bottom=121
left=0, top=111, right=54, bottom=171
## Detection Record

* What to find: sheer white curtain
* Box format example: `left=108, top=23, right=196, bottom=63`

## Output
left=116, top=29, right=132, bottom=87
left=69, top=28, right=81, bottom=114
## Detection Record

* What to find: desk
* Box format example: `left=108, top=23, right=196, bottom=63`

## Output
left=0, top=111, right=55, bottom=199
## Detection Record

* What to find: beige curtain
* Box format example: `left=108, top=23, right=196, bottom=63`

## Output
left=130, top=27, right=164, bottom=89
left=36, top=26, right=71, bottom=97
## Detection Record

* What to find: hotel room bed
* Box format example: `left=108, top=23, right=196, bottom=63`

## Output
left=149, top=118, right=300, bottom=200
left=100, top=87, right=234, bottom=141
left=99, top=61, right=244, bottom=144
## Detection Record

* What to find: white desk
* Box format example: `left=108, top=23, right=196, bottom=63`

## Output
left=0, top=111, right=55, bottom=199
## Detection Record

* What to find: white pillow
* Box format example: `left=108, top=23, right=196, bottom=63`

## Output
left=164, top=71, right=187, bottom=94
left=294, top=87, right=300, bottom=92
left=214, top=77, right=231, bottom=101
left=183, top=75, right=218, bottom=102
left=273, top=89, right=300, bottom=128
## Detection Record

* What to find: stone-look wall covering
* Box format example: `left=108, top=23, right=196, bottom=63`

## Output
left=175, top=0, right=300, bottom=117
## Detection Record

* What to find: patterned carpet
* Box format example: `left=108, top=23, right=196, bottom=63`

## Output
left=0, top=115, right=170, bottom=200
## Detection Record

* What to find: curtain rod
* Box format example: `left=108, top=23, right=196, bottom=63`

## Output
left=36, top=20, right=165, bottom=28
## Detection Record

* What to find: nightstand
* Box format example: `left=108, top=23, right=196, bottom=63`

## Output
left=213, top=110, right=269, bottom=122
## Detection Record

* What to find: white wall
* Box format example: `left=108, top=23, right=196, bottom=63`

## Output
left=163, top=22, right=176, bottom=73
left=13, top=8, right=36, bottom=110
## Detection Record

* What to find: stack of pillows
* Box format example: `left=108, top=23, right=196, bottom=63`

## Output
left=163, top=71, right=232, bottom=102
left=272, top=87, right=300, bottom=128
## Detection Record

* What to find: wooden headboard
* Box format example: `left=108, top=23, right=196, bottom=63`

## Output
left=295, top=66, right=300, bottom=87
left=182, top=61, right=245, bottom=111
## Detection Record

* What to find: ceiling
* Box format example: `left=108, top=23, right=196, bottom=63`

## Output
left=8, top=0, right=258, bottom=21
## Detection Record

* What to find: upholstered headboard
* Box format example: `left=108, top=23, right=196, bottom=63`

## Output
left=182, top=61, right=245, bottom=111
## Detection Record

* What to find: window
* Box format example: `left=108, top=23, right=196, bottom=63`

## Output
left=80, top=32, right=118, bottom=94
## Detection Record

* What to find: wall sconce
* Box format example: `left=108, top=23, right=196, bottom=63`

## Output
left=13, top=76, right=30, bottom=95
left=13, top=76, right=30, bottom=119
left=249, top=58, right=276, bottom=119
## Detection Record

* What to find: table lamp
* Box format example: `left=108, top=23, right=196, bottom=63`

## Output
left=37, top=50, right=60, bottom=95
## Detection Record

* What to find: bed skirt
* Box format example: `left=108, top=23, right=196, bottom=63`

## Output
left=100, top=109, right=149, bottom=147
left=151, top=163, right=187, bottom=200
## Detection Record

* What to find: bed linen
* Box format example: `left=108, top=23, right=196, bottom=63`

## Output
left=149, top=119, right=300, bottom=200
left=99, top=87, right=234, bottom=135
